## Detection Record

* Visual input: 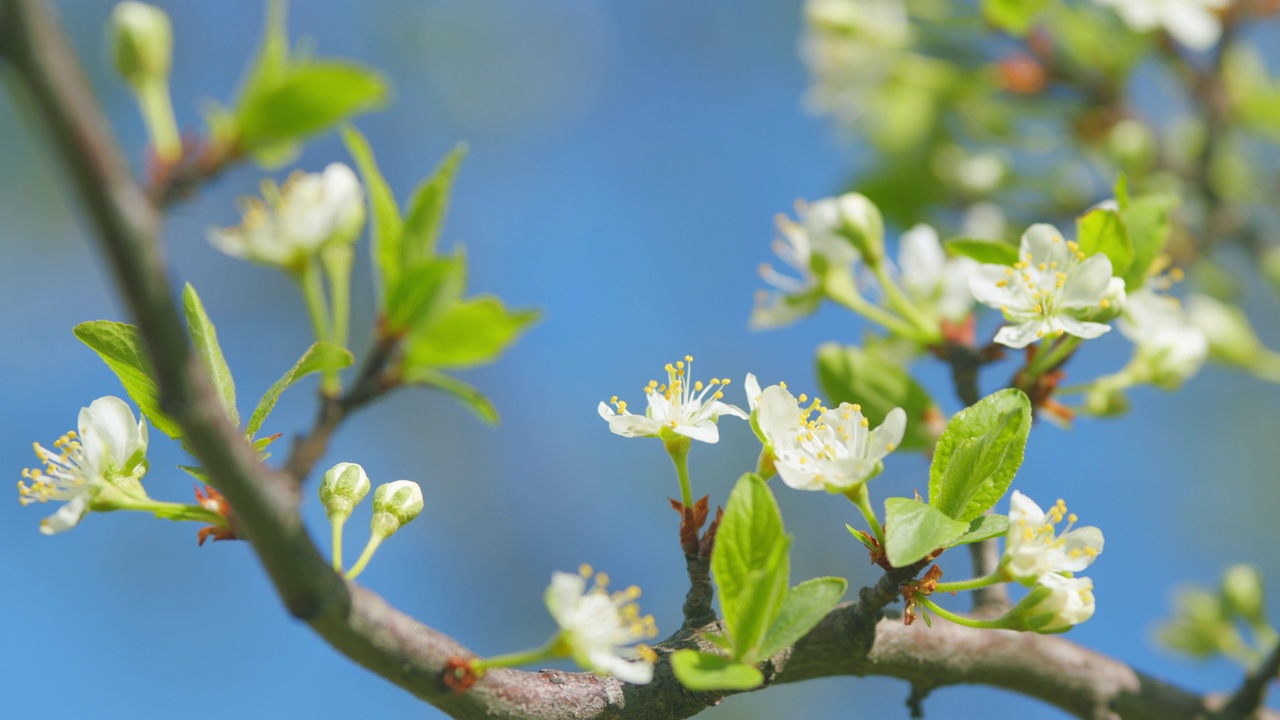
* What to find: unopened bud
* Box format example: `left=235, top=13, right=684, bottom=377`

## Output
left=834, top=193, right=885, bottom=267
left=1221, top=565, right=1266, bottom=623
left=319, top=462, right=370, bottom=522
left=110, top=2, right=173, bottom=91
left=371, top=480, right=424, bottom=537
left=1004, top=575, right=1095, bottom=633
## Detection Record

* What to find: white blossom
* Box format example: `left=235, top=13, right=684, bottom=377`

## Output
left=599, top=356, right=747, bottom=444
left=1119, top=289, right=1208, bottom=388
left=1093, top=0, right=1228, bottom=51
left=545, top=567, right=657, bottom=684
left=747, top=373, right=905, bottom=492
left=897, top=224, right=979, bottom=321
left=1004, top=491, right=1104, bottom=584
left=209, top=163, right=365, bottom=270
left=18, top=396, right=149, bottom=535
left=752, top=197, right=862, bottom=329
left=1019, top=573, right=1097, bottom=632
left=969, top=224, right=1124, bottom=349
left=802, top=0, right=911, bottom=128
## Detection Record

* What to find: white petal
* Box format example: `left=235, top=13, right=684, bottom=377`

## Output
left=775, top=460, right=823, bottom=491
left=1059, top=526, right=1105, bottom=573
left=1021, top=224, right=1070, bottom=267
left=1007, top=490, right=1045, bottom=525
left=675, top=421, right=720, bottom=444
left=544, top=572, right=587, bottom=626
left=710, top=401, right=749, bottom=421
left=1162, top=3, right=1221, bottom=51
left=1058, top=316, right=1112, bottom=340
left=994, top=321, right=1046, bottom=349
left=900, top=224, right=944, bottom=294
left=866, top=407, right=907, bottom=459
left=1060, top=255, right=1114, bottom=309
left=587, top=649, right=654, bottom=684
left=40, top=493, right=90, bottom=535
left=969, top=265, right=1021, bottom=308
left=755, top=385, right=802, bottom=444
left=743, top=374, right=763, bottom=412
left=79, top=396, right=142, bottom=473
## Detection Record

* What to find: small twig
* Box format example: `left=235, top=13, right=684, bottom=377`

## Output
left=1214, top=640, right=1280, bottom=720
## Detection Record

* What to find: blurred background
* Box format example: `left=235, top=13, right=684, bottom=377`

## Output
left=2, top=0, right=1280, bottom=717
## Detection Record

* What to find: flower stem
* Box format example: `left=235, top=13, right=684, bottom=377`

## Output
left=664, top=438, right=694, bottom=509
left=1026, top=335, right=1083, bottom=377
left=471, top=638, right=561, bottom=674
left=844, top=484, right=884, bottom=547
left=297, top=258, right=332, bottom=346
left=871, top=263, right=942, bottom=343
left=137, top=82, right=180, bottom=164
left=320, top=246, right=353, bottom=395
left=830, top=291, right=927, bottom=341
left=330, top=514, right=346, bottom=572
left=116, top=497, right=225, bottom=525
left=917, top=595, right=1010, bottom=629
left=935, top=571, right=1006, bottom=594
left=344, top=533, right=385, bottom=580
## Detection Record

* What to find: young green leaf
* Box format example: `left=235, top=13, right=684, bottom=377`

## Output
left=712, top=474, right=786, bottom=654
left=928, top=389, right=1031, bottom=522
left=182, top=284, right=238, bottom=426
left=982, top=0, right=1052, bottom=34
left=73, top=320, right=182, bottom=439
left=729, top=543, right=792, bottom=663
left=245, top=342, right=354, bottom=438
left=403, top=296, right=540, bottom=370
left=400, top=366, right=500, bottom=425
left=944, top=238, right=1021, bottom=266
left=1076, top=208, right=1134, bottom=278
left=237, top=62, right=388, bottom=151
left=944, top=513, right=1010, bottom=548
left=757, top=577, right=847, bottom=660
left=400, top=144, right=468, bottom=265
left=385, top=256, right=465, bottom=332
left=342, top=125, right=404, bottom=301
left=670, top=650, right=764, bottom=692
left=1121, top=194, right=1178, bottom=290
left=883, top=497, right=969, bottom=567
left=815, top=342, right=939, bottom=452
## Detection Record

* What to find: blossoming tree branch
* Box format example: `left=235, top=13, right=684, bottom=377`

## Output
left=5, top=0, right=1280, bottom=717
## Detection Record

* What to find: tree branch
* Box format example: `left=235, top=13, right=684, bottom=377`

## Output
left=1215, top=640, right=1280, bottom=720
left=2, top=1, right=1273, bottom=719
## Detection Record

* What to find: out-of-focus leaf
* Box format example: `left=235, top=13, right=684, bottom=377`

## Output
left=73, top=321, right=182, bottom=439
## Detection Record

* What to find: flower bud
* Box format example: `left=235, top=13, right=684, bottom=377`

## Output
left=834, top=193, right=885, bottom=267
left=110, top=2, right=173, bottom=92
left=370, top=480, right=424, bottom=537
left=1220, top=564, right=1266, bottom=624
left=319, top=462, right=370, bottom=522
left=1004, top=574, right=1095, bottom=633
left=1158, top=587, right=1237, bottom=659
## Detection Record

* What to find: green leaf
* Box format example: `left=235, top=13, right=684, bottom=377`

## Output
left=404, top=296, right=539, bottom=370
left=982, top=0, right=1052, bottom=35
left=385, top=256, right=465, bottom=332
left=815, top=342, right=938, bottom=452
left=182, top=284, right=238, bottom=426
left=245, top=342, right=354, bottom=438
left=237, top=62, right=389, bottom=150
left=712, top=474, right=787, bottom=656
left=1120, top=194, right=1178, bottom=290
left=400, top=366, right=499, bottom=424
left=730, top=542, right=791, bottom=663
left=945, top=513, right=1010, bottom=547
left=401, top=144, right=468, bottom=265
left=670, top=651, right=764, bottom=692
left=928, top=389, right=1031, bottom=522
left=343, top=125, right=404, bottom=302
left=944, top=238, right=1021, bottom=266
left=883, top=497, right=970, bottom=567
left=236, top=0, right=290, bottom=111
left=73, top=321, right=182, bottom=439
left=757, top=577, right=847, bottom=659
left=1076, top=208, right=1134, bottom=277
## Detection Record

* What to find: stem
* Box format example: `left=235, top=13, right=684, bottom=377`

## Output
left=830, top=291, right=924, bottom=340
left=297, top=257, right=332, bottom=344
left=918, top=595, right=1010, bottom=630
left=871, top=263, right=941, bottom=343
left=935, top=571, right=1006, bottom=594
left=330, top=514, right=346, bottom=572
left=1026, top=335, right=1083, bottom=377
left=137, top=81, right=180, bottom=163
left=344, top=533, right=384, bottom=580
left=665, top=438, right=694, bottom=510
left=115, top=496, right=226, bottom=525
left=320, top=246, right=352, bottom=395
left=845, top=484, right=884, bottom=547
left=472, top=638, right=562, bottom=674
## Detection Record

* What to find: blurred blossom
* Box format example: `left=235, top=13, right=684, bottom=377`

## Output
left=897, top=224, right=979, bottom=322
left=1119, top=289, right=1208, bottom=389
left=1093, top=0, right=1228, bottom=51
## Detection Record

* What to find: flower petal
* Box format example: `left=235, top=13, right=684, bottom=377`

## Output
left=994, top=321, right=1045, bottom=349
left=969, top=265, right=1021, bottom=308
left=1060, top=255, right=1114, bottom=309
left=39, top=493, right=90, bottom=535
left=674, top=421, right=720, bottom=444
left=866, top=407, right=907, bottom=459
left=743, top=374, right=763, bottom=412
left=1058, top=316, right=1112, bottom=340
